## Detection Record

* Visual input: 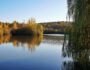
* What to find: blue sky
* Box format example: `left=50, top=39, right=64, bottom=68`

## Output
left=0, top=0, right=67, bottom=23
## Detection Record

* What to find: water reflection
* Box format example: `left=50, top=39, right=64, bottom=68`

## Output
left=43, top=35, right=64, bottom=45
left=0, top=35, right=43, bottom=52
left=62, top=42, right=90, bottom=70
left=0, top=35, right=11, bottom=44
left=1, top=34, right=90, bottom=70
left=0, top=34, right=64, bottom=70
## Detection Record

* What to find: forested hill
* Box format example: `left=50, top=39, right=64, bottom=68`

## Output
left=39, top=21, right=72, bottom=34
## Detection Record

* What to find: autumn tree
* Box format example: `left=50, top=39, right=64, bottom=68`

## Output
left=12, top=21, right=18, bottom=29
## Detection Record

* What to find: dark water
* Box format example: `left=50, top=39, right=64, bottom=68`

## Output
left=0, top=34, right=90, bottom=70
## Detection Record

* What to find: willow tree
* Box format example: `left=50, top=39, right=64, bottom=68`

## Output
left=67, top=0, right=90, bottom=47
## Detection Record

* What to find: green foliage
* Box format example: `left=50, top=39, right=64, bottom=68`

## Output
left=67, top=0, right=90, bottom=47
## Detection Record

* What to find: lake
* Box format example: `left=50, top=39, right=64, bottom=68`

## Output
left=0, top=34, right=90, bottom=70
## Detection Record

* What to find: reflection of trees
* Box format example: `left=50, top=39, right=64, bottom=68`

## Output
left=0, top=35, right=10, bottom=44
left=0, top=35, right=43, bottom=52
left=62, top=43, right=90, bottom=70
left=62, top=61, right=90, bottom=70
left=11, top=35, right=43, bottom=52
left=43, top=35, right=64, bottom=45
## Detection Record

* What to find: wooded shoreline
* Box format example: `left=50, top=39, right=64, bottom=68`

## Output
left=0, top=20, right=71, bottom=36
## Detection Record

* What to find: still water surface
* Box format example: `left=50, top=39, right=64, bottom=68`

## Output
left=0, top=34, right=90, bottom=70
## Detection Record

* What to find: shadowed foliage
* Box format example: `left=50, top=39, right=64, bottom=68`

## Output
left=67, top=0, right=90, bottom=47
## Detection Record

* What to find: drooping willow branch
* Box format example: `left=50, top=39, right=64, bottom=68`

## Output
left=66, top=0, right=90, bottom=47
